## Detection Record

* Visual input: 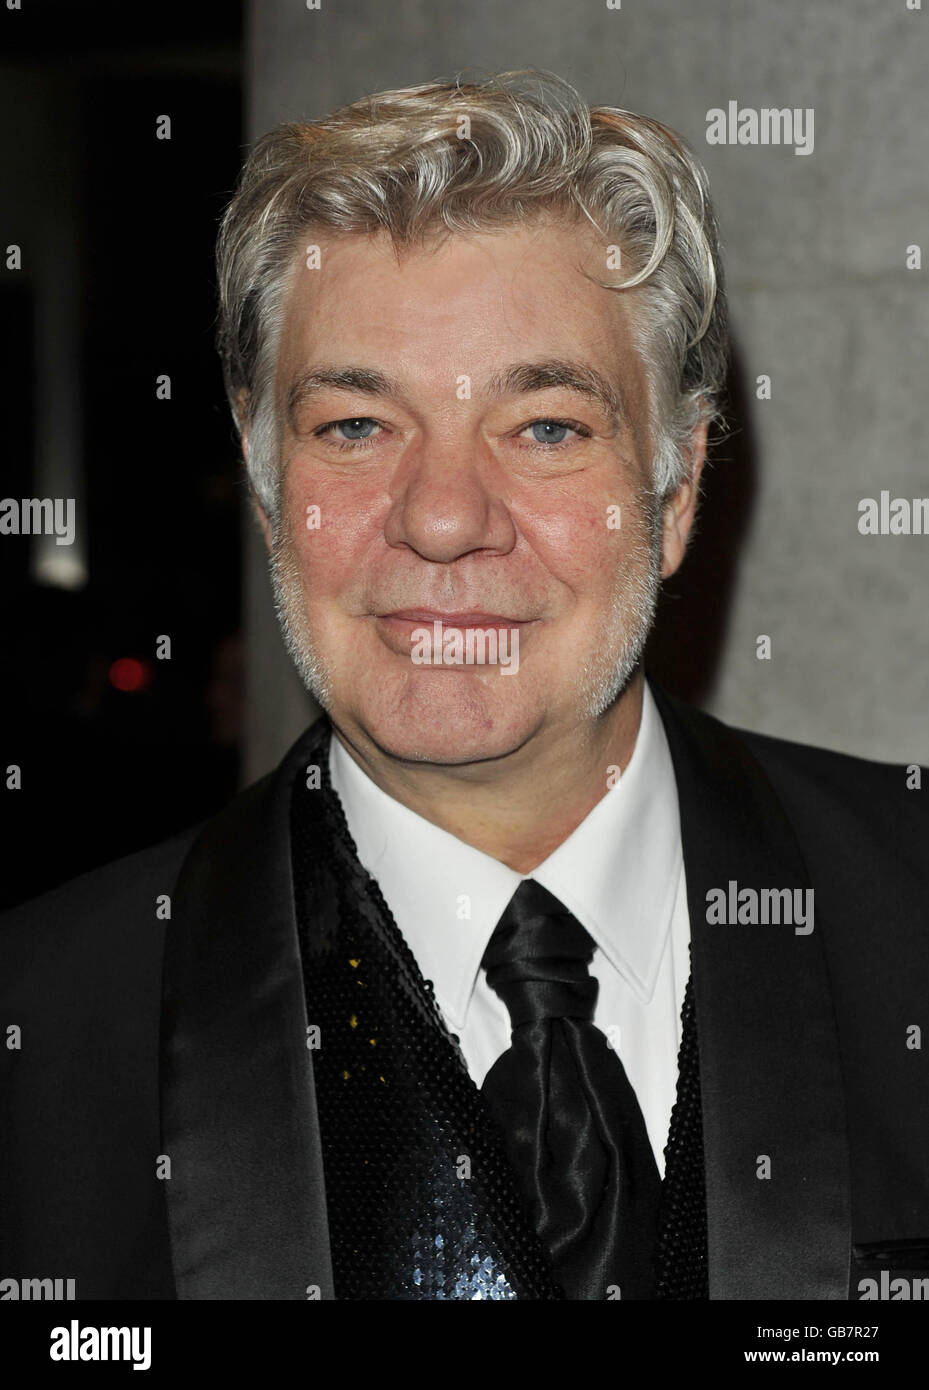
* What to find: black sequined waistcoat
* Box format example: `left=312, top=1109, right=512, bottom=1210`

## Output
left=290, top=718, right=708, bottom=1300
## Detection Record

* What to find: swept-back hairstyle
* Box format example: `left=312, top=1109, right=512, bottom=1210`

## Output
left=216, top=69, right=729, bottom=522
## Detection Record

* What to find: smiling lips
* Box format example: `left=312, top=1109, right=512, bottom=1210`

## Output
left=379, top=608, right=529, bottom=628
left=375, top=608, right=534, bottom=656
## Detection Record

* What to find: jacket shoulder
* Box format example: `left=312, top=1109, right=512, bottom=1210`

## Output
left=737, top=719, right=922, bottom=794
left=736, top=721, right=928, bottom=871
left=0, top=825, right=206, bottom=1299
left=0, top=822, right=205, bottom=977
left=654, top=683, right=928, bottom=885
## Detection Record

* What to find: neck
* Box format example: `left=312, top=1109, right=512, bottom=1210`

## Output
left=329, top=673, right=645, bottom=874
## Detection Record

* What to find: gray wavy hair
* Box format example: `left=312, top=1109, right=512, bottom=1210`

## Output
left=216, top=69, right=729, bottom=524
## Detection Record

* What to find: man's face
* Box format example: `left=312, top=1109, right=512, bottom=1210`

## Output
left=265, top=218, right=673, bottom=764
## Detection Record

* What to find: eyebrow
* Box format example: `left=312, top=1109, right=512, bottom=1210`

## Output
left=287, top=367, right=395, bottom=427
left=487, top=360, right=626, bottom=424
left=285, top=358, right=627, bottom=430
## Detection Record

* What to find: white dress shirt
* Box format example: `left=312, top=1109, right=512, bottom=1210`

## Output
left=328, top=682, right=691, bottom=1176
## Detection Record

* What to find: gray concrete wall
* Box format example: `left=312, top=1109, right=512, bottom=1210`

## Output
left=243, top=0, right=928, bottom=780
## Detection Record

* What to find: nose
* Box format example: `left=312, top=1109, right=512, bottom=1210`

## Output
left=383, top=434, right=518, bottom=564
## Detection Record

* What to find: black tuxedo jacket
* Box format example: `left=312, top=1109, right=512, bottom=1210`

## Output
left=2, top=680, right=928, bottom=1300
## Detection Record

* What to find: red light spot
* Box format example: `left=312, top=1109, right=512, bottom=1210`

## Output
left=109, top=657, right=150, bottom=693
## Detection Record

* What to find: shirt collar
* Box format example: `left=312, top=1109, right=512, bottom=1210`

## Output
left=327, top=682, right=683, bottom=1030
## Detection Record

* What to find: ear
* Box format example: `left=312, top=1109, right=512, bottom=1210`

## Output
left=235, top=388, right=274, bottom=555
left=659, top=415, right=708, bottom=580
left=251, top=493, right=273, bottom=554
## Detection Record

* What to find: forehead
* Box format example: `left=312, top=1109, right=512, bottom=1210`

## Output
left=275, top=219, right=647, bottom=407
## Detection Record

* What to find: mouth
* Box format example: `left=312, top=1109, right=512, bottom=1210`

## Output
left=378, top=608, right=531, bottom=629
left=374, top=609, right=536, bottom=659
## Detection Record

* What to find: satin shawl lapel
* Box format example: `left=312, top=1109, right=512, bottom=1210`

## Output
left=649, top=680, right=851, bottom=1300
left=160, top=718, right=335, bottom=1300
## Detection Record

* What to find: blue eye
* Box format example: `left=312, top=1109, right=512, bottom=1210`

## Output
left=527, top=419, right=573, bottom=445
left=333, top=417, right=377, bottom=440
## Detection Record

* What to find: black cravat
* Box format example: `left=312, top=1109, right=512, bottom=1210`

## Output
left=479, top=878, right=662, bottom=1299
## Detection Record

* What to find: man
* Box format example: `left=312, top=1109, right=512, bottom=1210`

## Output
left=2, top=70, right=927, bottom=1302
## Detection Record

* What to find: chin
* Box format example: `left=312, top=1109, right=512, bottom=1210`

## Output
left=349, top=671, right=543, bottom=765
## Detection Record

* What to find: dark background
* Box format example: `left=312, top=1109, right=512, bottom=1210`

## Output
left=1, top=3, right=245, bottom=907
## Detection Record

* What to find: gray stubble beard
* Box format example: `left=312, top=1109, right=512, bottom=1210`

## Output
left=268, top=525, right=335, bottom=710
left=576, top=499, right=664, bottom=721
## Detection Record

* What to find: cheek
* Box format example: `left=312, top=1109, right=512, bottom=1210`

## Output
left=281, top=462, right=380, bottom=594
left=526, top=490, right=640, bottom=595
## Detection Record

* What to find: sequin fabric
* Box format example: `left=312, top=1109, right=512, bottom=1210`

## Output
left=289, top=720, right=565, bottom=1300
left=290, top=716, right=709, bottom=1299
left=656, top=963, right=710, bottom=1298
